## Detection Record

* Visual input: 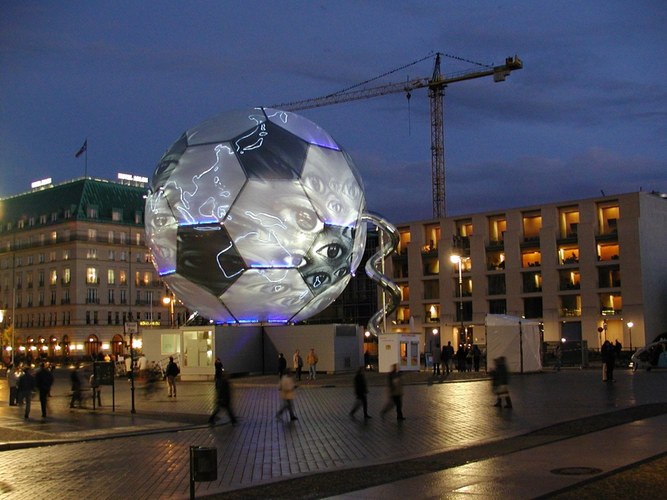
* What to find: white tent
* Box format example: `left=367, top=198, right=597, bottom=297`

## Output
left=485, top=314, right=542, bottom=373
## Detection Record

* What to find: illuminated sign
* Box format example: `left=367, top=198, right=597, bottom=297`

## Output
left=139, top=320, right=161, bottom=327
left=118, top=173, right=149, bottom=183
left=31, top=178, right=52, bottom=189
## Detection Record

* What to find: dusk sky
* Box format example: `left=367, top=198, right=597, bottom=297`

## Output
left=2, top=1, right=665, bottom=224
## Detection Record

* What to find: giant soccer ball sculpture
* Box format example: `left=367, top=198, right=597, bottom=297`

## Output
left=145, top=107, right=367, bottom=324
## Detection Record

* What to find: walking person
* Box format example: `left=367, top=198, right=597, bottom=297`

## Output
left=17, top=366, right=35, bottom=420
left=7, top=363, right=19, bottom=406
left=472, top=344, right=482, bottom=372
left=275, top=369, right=298, bottom=422
left=89, top=372, right=102, bottom=407
left=292, top=349, right=303, bottom=381
left=69, top=365, right=83, bottom=408
left=306, top=348, right=318, bottom=380
left=165, top=356, right=180, bottom=397
left=554, top=343, right=563, bottom=371
left=349, top=367, right=371, bottom=419
left=491, top=356, right=512, bottom=409
left=432, top=344, right=441, bottom=375
left=380, top=363, right=405, bottom=421
left=35, top=362, right=54, bottom=419
left=209, top=371, right=237, bottom=425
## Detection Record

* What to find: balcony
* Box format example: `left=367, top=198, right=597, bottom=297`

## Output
left=560, top=308, right=581, bottom=317
left=601, top=307, right=622, bottom=316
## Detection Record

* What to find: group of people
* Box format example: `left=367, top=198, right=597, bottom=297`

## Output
left=6, top=361, right=54, bottom=420
left=280, top=348, right=319, bottom=382
left=435, top=341, right=483, bottom=375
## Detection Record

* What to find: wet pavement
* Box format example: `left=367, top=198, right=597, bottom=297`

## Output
left=0, top=366, right=666, bottom=498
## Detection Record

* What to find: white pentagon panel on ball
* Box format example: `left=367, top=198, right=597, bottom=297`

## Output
left=220, top=268, right=313, bottom=323
left=186, top=108, right=267, bottom=146
left=145, top=189, right=179, bottom=274
left=263, top=108, right=340, bottom=150
left=161, top=143, right=246, bottom=226
left=301, top=145, right=365, bottom=227
left=163, top=273, right=236, bottom=323
left=225, top=179, right=322, bottom=268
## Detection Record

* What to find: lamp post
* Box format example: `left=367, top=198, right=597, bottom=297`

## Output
left=626, top=321, right=634, bottom=351
left=163, top=294, right=175, bottom=328
left=450, top=255, right=466, bottom=345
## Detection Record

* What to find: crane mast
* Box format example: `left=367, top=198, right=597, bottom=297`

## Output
left=273, top=53, right=522, bottom=218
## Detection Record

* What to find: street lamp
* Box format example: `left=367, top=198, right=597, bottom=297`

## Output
left=450, top=255, right=466, bottom=345
left=626, top=321, right=634, bottom=351
left=163, top=294, right=175, bottom=327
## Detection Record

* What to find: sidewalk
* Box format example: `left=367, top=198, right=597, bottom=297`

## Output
left=0, top=367, right=665, bottom=499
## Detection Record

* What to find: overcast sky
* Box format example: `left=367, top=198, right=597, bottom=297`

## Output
left=2, top=1, right=665, bottom=223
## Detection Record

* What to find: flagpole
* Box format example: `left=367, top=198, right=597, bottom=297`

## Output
left=85, top=143, right=88, bottom=178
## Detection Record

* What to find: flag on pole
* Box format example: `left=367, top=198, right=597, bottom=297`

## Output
left=75, top=139, right=87, bottom=158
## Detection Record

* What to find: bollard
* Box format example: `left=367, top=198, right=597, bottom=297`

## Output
left=190, top=445, right=217, bottom=499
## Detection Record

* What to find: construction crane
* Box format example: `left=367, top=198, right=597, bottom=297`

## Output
left=272, top=53, right=523, bottom=218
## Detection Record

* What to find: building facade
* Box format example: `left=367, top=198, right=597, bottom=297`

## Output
left=387, top=191, right=667, bottom=353
left=0, top=177, right=187, bottom=364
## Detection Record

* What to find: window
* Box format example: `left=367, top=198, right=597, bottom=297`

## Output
left=119, top=270, right=127, bottom=285
left=51, top=231, right=57, bottom=243
left=423, top=280, right=439, bottom=300
left=108, top=269, right=115, bottom=285
left=63, top=268, right=71, bottom=285
left=488, top=275, right=506, bottom=295
left=120, top=232, right=127, bottom=245
left=598, top=203, right=619, bottom=235
left=108, top=288, right=115, bottom=304
left=86, top=267, right=99, bottom=284
left=63, top=250, right=70, bottom=260
left=560, top=295, right=581, bottom=317
left=423, top=224, right=440, bottom=252
left=522, top=212, right=542, bottom=240
left=558, top=246, right=579, bottom=265
left=88, top=229, right=97, bottom=241
left=489, top=299, right=507, bottom=315
left=87, top=248, right=97, bottom=259
left=108, top=250, right=115, bottom=260
left=559, top=270, right=580, bottom=290
left=112, top=209, right=122, bottom=222
left=87, top=206, right=98, bottom=219
left=559, top=207, right=580, bottom=238
left=598, top=266, right=620, bottom=288
left=86, top=288, right=98, bottom=304
left=425, top=304, right=440, bottom=322
left=523, top=271, right=542, bottom=293
left=395, top=306, right=411, bottom=324
left=38, top=270, right=44, bottom=287
left=50, top=269, right=57, bottom=285
left=398, top=229, right=411, bottom=255
left=597, top=243, right=619, bottom=261
left=524, top=297, right=543, bottom=318
left=522, top=250, right=541, bottom=267
left=48, top=251, right=55, bottom=262
left=120, top=289, right=127, bottom=305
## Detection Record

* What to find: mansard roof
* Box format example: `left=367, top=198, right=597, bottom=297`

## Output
left=0, top=177, right=147, bottom=230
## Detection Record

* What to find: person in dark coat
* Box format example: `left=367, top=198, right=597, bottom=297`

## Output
left=17, top=366, right=35, bottom=420
left=349, top=367, right=371, bottom=419
left=277, top=353, right=287, bottom=378
left=441, top=341, right=454, bottom=374
left=35, top=362, right=54, bottom=419
left=165, top=356, right=180, bottom=397
left=380, top=364, right=405, bottom=421
left=214, top=357, right=224, bottom=389
left=209, top=371, right=237, bottom=425
left=70, top=366, right=83, bottom=408
left=601, top=340, right=616, bottom=382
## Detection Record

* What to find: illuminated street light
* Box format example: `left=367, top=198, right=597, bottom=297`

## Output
left=627, top=321, right=634, bottom=351
left=450, top=255, right=466, bottom=345
left=163, top=294, right=175, bottom=328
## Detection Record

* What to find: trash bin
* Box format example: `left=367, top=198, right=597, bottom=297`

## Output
left=190, top=446, right=217, bottom=482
